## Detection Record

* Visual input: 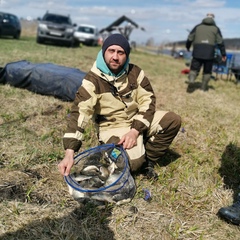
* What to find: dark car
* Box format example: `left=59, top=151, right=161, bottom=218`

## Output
left=0, top=12, right=21, bottom=39
left=36, top=12, right=77, bottom=47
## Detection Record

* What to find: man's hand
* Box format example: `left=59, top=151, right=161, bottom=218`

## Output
left=118, top=128, right=139, bottom=149
left=222, top=56, right=227, bottom=62
left=58, top=149, right=74, bottom=176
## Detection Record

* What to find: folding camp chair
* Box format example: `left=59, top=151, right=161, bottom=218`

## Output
left=229, top=53, right=240, bottom=84
left=212, top=53, right=233, bottom=80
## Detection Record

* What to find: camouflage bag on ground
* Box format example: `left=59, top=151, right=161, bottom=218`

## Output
left=64, top=144, right=136, bottom=205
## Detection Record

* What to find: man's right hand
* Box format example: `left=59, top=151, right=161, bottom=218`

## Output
left=222, top=56, right=227, bottom=62
left=58, top=149, right=74, bottom=176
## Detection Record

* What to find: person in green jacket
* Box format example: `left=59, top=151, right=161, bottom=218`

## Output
left=58, top=33, right=181, bottom=179
left=186, top=13, right=227, bottom=92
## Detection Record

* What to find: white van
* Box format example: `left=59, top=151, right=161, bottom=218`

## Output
left=73, top=24, right=99, bottom=46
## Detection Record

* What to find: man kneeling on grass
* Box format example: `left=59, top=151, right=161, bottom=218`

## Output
left=58, top=33, right=181, bottom=179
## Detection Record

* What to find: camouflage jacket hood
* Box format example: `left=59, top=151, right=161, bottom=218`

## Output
left=201, top=17, right=216, bottom=26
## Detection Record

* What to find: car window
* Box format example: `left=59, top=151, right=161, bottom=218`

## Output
left=43, top=14, right=72, bottom=25
left=78, top=27, right=94, bottom=34
left=9, top=15, right=17, bottom=24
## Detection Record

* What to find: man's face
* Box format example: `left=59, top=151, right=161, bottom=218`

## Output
left=104, top=45, right=127, bottom=74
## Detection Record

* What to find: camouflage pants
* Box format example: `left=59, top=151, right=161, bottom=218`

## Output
left=99, top=111, right=181, bottom=171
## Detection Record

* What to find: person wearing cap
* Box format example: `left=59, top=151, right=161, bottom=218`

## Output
left=58, top=33, right=181, bottom=179
left=185, top=13, right=227, bottom=92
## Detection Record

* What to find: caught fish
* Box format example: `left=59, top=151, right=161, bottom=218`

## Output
left=105, top=172, right=121, bottom=186
left=68, top=185, right=85, bottom=199
left=108, top=162, right=118, bottom=175
left=80, top=177, right=104, bottom=189
left=73, top=174, right=92, bottom=182
left=115, top=158, right=125, bottom=170
left=99, top=166, right=110, bottom=181
left=81, top=165, right=100, bottom=176
left=104, top=152, right=112, bottom=164
left=91, top=177, right=105, bottom=188
left=112, top=192, right=129, bottom=202
left=90, top=193, right=112, bottom=203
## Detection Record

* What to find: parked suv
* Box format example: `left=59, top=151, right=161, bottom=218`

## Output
left=0, top=12, right=21, bottom=39
left=73, top=24, right=99, bottom=46
left=36, top=12, right=77, bottom=46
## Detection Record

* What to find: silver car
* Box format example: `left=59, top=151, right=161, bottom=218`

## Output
left=74, top=24, right=99, bottom=46
left=36, top=12, right=77, bottom=47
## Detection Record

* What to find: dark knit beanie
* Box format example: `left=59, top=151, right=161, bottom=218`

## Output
left=102, top=34, right=130, bottom=57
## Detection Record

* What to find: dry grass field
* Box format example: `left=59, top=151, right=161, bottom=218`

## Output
left=0, top=25, right=240, bottom=239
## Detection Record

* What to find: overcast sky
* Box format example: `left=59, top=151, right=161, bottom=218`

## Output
left=1, top=0, right=240, bottom=45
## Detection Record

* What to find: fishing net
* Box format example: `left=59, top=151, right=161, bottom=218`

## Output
left=64, top=144, right=136, bottom=205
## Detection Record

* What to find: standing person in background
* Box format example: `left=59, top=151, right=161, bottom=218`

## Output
left=186, top=13, right=227, bottom=92
left=58, top=33, right=181, bottom=180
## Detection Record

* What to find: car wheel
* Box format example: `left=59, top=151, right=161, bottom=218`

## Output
left=13, top=32, right=20, bottom=39
left=89, top=40, right=95, bottom=46
left=70, top=39, right=79, bottom=48
left=36, top=36, right=44, bottom=44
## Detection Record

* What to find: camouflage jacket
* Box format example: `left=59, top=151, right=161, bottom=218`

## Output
left=63, top=61, right=156, bottom=151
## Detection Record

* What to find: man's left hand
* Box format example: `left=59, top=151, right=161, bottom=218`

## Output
left=118, top=128, right=139, bottom=149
